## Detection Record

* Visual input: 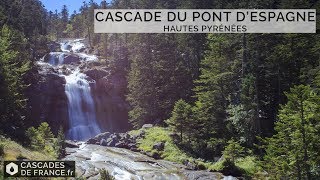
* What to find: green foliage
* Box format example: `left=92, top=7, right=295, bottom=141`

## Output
left=222, top=139, right=245, bottom=162
left=0, top=143, right=4, bottom=157
left=0, top=25, right=30, bottom=135
left=166, top=99, right=192, bottom=142
left=99, top=168, right=115, bottom=180
left=220, top=159, right=243, bottom=177
left=227, top=105, right=253, bottom=144
left=127, top=34, right=196, bottom=128
left=263, top=85, right=320, bottom=179
left=55, top=126, right=66, bottom=159
left=26, top=122, right=56, bottom=157
left=235, top=156, right=261, bottom=176
left=134, top=127, right=191, bottom=163
left=0, top=136, right=55, bottom=160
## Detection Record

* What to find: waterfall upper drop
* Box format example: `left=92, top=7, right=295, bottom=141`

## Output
left=65, top=69, right=101, bottom=140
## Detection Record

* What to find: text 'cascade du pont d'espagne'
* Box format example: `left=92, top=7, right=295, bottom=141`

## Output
left=95, top=10, right=315, bottom=22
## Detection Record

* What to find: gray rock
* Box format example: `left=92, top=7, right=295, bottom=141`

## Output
left=153, top=142, right=165, bottom=151
left=130, top=147, right=140, bottom=152
left=100, top=139, right=108, bottom=146
left=119, top=133, right=130, bottom=140
left=183, top=160, right=197, bottom=170
left=142, top=124, right=153, bottom=129
left=63, top=54, right=80, bottom=64
left=87, top=138, right=97, bottom=144
left=83, top=68, right=109, bottom=81
left=106, top=137, right=117, bottom=147
left=86, top=132, right=111, bottom=144
left=128, top=143, right=137, bottom=149
left=65, top=140, right=79, bottom=148
left=183, top=170, right=224, bottom=180
left=115, top=142, right=128, bottom=148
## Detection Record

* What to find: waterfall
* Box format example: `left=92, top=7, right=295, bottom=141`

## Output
left=43, top=39, right=101, bottom=140
left=48, top=52, right=65, bottom=65
left=65, top=69, right=101, bottom=140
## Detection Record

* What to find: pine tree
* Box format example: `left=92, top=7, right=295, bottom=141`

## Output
left=166, top=99, right=192, bottom=142
left=0, top=25, right=30, bottom=135
left=61, top=5, right=69, bottom=28
left=55, top=126, right=65, bottom=159
left=222, top=139, right=245, bottom=163
left=263, top=85, right=320, bottom=179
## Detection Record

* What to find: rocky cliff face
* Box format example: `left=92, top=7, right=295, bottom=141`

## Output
left=81, top=61, right=129, bottom=132
left=26, top=39, right=129, bottom=135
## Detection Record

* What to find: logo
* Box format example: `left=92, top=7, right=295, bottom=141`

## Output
left=3, top=161, right=75, bottom=177
left=5, top=162, right=19, bottom=176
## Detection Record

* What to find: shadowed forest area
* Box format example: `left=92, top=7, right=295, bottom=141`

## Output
left=0, top=0, right=320, bottom=179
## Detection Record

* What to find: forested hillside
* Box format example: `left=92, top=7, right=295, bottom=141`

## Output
left=0, top=0, right=320, bottom=179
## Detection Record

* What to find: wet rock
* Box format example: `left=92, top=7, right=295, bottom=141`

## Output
left=63, top=54, right=80, bottom=64
left=63, top=143, right=232, bottom=180
left=86, top=132, right=111, bottom=144
left=106, top=137, right=117, bottom=147
left=78, top=47, right=86, bottom=52
left=130, top=147, right=140, bottom=152
left=100, top=139, right=108, bottom=146
left=86, top=138, right=97, bottom=144
left=83, top=68, right=109, bottom=81
left=128, top=143, right=137, bottom=149
left=115, top=142, right=128, bottom=149
left=183, top=171, right=225, bottom=180
left=65, top=140, right=80, bottom=148
left=153, top=142, right=165, bottom=151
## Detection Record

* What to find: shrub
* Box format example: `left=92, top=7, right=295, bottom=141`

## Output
left=26, top=122, right=56, bottom=157
left=99, top=168, right=115, bottom=180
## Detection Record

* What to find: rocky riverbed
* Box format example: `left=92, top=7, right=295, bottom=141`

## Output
left=63, top=143, right=237, bottom=180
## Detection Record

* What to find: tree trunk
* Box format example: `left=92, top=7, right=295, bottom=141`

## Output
left=242, top=34, right=247, bottom=77
left=300, top=98, right=311, bottom=180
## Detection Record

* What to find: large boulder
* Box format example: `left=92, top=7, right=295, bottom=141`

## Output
left=86, top=132, right=111, bottom=144
left=63, top=54, right=80, bottom=64
left=83, top=68, right=109, bottom=81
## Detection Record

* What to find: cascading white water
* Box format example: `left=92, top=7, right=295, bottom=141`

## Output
left=48, top=52, right=65, bottom=65
left=65, top=69, right=101, bottom=140
left=42, top=39, right=101, bottom=140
